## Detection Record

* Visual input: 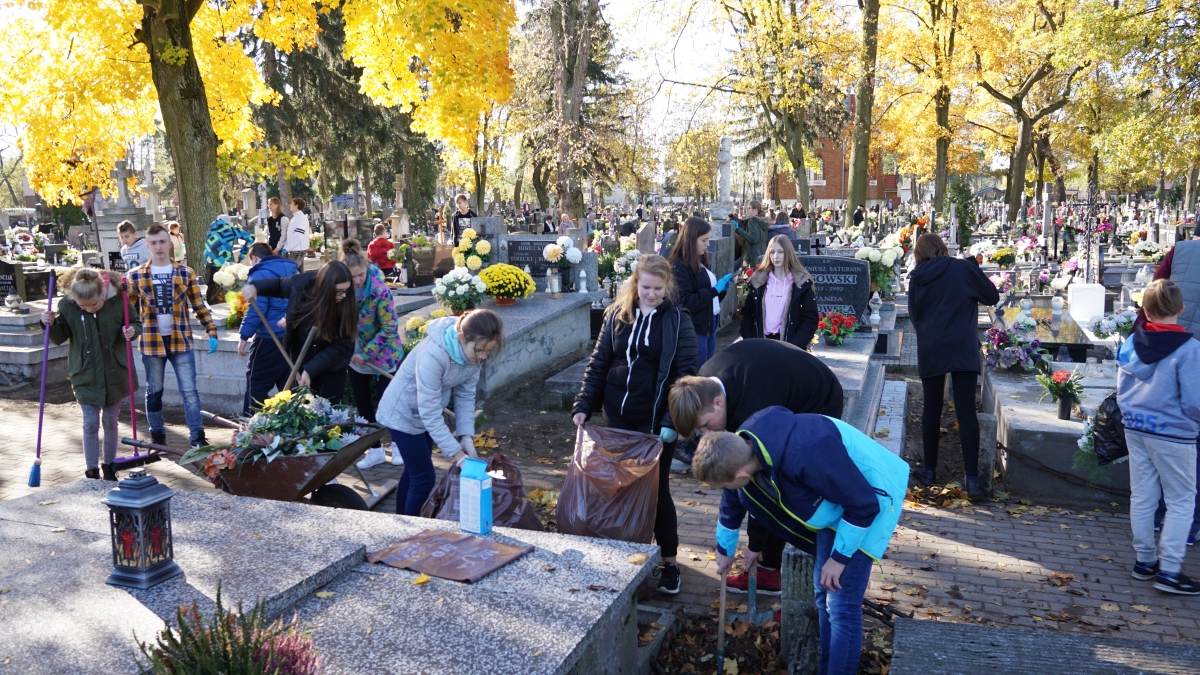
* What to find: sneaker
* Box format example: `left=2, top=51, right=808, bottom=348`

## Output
left=151, top=430, right=167, bottom=446
left=1131, top=560, right=1160, bottom=581
left=190, top=434, right=208, bottom=449
left=1153, top=571, right=1200, bottom=595
left=387, top=443, right=405, bottom=466
left=670, top=458, right=690, bottom=474
left=357, top=446, right=387, bottom=470
left=725, top=565, right=782, bottom=595
left=656, top=563, right=681, bottom=595
left=84, top=468, right=100, bottom=480
left=101, top=463, right=118, bottom=482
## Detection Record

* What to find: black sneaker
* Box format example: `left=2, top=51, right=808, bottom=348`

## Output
left=190, top=434, right=208, bottom=449
left=84, top=468, right=100, bottom=480
left=101, top=463, right=118, bottom=481
left=1153, top=571, right=1200, bottom=595
left=151, top=430, right=167, bottom=446
left=657, top=563, right=681, bottom=595
left=1131, top=560, right=1160, bottom=581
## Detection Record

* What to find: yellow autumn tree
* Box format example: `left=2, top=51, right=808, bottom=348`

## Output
left=667, top=125, right=721, bottom=206
left=0, top=1, right=515, bottom=269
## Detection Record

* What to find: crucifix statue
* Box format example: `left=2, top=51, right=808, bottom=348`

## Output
left=111, top=159, right=133, bottom=209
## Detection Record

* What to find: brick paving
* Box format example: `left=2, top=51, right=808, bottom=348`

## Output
left=3, top=372, right=1198, bottom=650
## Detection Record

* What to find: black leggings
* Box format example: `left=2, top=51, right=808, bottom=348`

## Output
left=348, top=370, right=383, bottom=423
left=748, top=518, right=786, bottom=568
left=921, top=371, right=980, bottom=478
left=605, top=410, right=679, bottom=559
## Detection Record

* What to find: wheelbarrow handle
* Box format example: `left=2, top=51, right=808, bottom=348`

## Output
left=201, top=410, right=243, bottom=430
left=120, top=437, right=183, bottom=457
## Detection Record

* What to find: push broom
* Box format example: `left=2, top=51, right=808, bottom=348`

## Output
left=28, top=272, right=55, bottom=487
left=111, top=285, right=160, bottom=471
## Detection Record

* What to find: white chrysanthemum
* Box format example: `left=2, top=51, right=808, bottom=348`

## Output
left=855, top=248, right=871, bottom=260
left=543, top=244, right=563, bottom=263
left=881, top=250, right=897, bottom=267
left=213, top=270, right=236, bottom=287
left=867, top=249, right=881, bottom=263
left=556, top=235, right=573, bottom=249
left=565, top=247, right=583, bottom=264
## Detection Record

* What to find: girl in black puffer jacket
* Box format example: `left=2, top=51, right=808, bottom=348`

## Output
left=670, top=217, right=732, bottom=366
left=573, top=254, right=697, bottom=595
left=740, top=235, right=818, bottom=349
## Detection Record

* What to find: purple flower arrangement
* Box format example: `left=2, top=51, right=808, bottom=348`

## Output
left=983, top=326, right=1050, bottom=371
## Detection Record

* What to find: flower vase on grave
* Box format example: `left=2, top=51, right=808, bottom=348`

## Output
left=1057, top=396, right=1074, bottom=421
left=560, top=265, right=575, bottom=293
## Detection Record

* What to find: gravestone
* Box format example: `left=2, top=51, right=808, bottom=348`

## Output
left=0, top=258, right=21, bottom=299
left=94, top=158, right=152, bottom=269
left=23, top=268, right=50, bottom=301
left=800, top=255, right=871, bottom=326
left=43, top=243, right=67, bottom=265
left=505, top=235, right=557, bottom=280
left=635, top=222, right=656, bottom=255
left=107, top=252, right=127, bottom=273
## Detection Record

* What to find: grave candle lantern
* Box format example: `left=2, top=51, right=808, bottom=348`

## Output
left=103, top=470, right=183, bottom=589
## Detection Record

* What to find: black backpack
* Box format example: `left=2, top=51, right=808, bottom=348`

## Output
left=1093, top=392, right=1128, bottom=465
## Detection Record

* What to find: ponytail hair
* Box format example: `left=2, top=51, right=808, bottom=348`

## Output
left=457, top=308, right=504, bottom=350
left=69, top=268, right=105, bottom=302
left=341, top=239, right=368, bottom=270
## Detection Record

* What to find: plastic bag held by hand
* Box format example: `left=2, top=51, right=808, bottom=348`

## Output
left=420, top=453, right=543, bottom=531
left=556, top=424, right=662, bottom=544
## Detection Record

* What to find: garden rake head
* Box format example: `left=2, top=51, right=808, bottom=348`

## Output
left=728, top=567, right=775, bottom=626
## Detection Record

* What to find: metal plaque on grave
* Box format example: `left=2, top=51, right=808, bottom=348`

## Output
left=108, top=252, right=127, bottom=273
left=506, top=237, right=555, bottom=278
left=22, top=268, right=49, bottom=301
left=800, top=255, right=871, bottom=326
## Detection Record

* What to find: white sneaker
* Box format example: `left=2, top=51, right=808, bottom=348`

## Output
left=387, top=442, right=405, bottom=466
left=356, top=446, right=386, bottom=470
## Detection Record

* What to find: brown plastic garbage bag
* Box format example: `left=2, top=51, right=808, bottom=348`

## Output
left=556, top=424, right=662, bottom=544
left=420, top=453, right=544, bottom=531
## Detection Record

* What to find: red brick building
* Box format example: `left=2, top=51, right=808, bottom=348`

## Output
left=765, top=138, right=901, bottom=208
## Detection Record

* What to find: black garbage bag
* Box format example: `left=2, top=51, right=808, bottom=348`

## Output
left=1092, top=392, right=1128, bottom=465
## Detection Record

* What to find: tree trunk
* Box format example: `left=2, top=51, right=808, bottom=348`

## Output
left=139, top=0, right=222, bottom=272
left=361, top=161, right=372, bottom=218
left=1185, top=164, right=1198, bottom=213
left=845, top=0, right=880, bottom=228
left=1006, top=118, right=1034, bottom=222
left=1042, top=138, right=1067, bottom=205
left=532, top=157, right=550, bottom=211
left=932, top=85, right=950, bottom=213
left=1033, top=133, right=1046, bottom=207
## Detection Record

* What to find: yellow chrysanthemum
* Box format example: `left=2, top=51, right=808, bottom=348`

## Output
left=475, top=239, right=492, bottom=255
left=453, top=252, right=466, bottom=267
left=405, top=317, right=424, bottom=332
left=461, top=228, right=478, bottom=241
left=466, top=255, right=483, bottom=271
left=430, top=308, right=449, bottom=319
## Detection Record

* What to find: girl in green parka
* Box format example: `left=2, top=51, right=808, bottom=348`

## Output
left=42, top=268, right=140, bottom=481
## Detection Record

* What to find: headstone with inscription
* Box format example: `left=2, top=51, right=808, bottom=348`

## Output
left=635, top=222, right=656, bottom=255
left=0, top=259, right=21, bottom=300
left=800, top=255, right=871, bottom=327
left=505, top=235, right=558, bottom=289
left=43, top=243, right=67, bottom=265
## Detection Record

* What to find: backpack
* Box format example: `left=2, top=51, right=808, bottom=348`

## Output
left=1092, top=392, right=1128, bottom=465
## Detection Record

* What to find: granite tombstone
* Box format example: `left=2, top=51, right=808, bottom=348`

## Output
left=0, top=258, right=20, bottom=300
left=800, top=255, right=870, bottom=327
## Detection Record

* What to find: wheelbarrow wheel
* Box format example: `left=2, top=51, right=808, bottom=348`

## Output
left=308, top=484, right=368, bottom=510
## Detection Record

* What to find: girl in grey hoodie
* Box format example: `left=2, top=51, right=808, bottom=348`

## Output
left=376, top=310, right=503, bottom=515
left=1117, top=280, right=1200, bottom=595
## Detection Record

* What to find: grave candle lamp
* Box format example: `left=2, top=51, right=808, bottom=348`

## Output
left=103, top=470, right=183, bottom=589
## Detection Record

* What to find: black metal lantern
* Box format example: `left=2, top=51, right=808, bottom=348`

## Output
left=103, top=470, right=183, bottom=589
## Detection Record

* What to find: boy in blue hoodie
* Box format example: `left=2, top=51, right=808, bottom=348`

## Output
left=238, top=243, right=298, bottom=414
left=1117, top=279, right=1200, bottom=596
left=693, top=406, right=908, bottom=675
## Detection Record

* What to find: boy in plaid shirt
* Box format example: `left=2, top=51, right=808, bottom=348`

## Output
left=128, top=224, right=219, bottom=448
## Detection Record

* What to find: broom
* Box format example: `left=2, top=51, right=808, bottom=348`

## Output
left=112, top=285, right=160, bottom=470
left=28, top=272, right=56, bottom=487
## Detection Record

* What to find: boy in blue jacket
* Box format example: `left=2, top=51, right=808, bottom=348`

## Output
left=1117, top=279, right=1200, bottom=596
left=238, top=243, right=298, bottom=414
left=693, top=406, right=908, bottom=675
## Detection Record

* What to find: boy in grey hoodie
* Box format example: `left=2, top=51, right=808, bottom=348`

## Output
left=1117, top=280, right=1200, bottom=595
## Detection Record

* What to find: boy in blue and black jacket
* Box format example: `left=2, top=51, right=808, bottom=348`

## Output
left=1117, top=279, right=1200, bottom=596
left=238, top=242, right=298, bottom=414
left=693, top=406, right=908, bottom=675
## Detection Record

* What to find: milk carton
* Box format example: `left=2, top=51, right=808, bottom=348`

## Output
left=458, top=457, right=493, bottom=535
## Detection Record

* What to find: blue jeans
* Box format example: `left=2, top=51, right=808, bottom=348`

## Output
left=390, top=428, right=436, bottom=516
left=696, top=315, right=718, bottom=366
left=813, top=529, right=873, bottom=675
left=143, top=350, right=204, bottom=444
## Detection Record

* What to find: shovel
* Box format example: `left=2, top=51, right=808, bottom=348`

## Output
left=728, top=567, right=774, bottom=626
left=715, top=579, right=727, bottom=674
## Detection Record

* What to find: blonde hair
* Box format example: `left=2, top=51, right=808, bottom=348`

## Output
left=340, top=239, right=367, bottom=270
left=606, top=254, right=675, bottom=325
left=669, top=376, right=725, bottom=438
left=757, top=234, right=808, bottom=278
left=1142, top=279, right=1184, bottom=320
left=67, top=268, right=105, bottom=302
left=693, top=431, right=754, bottom=485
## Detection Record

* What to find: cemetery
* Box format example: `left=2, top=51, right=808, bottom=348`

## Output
left=2, top=1, right=1200, bottom=674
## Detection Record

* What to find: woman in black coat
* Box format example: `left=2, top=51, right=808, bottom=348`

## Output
left=573, top=254, right=697, bottom=596
left=242, top=261, right=357, bottom=402
left=908, top=233, right=1000, bottom=499
left=740, top=235, right=819, bottom=349
left=669, top=217, right=732, bottom=366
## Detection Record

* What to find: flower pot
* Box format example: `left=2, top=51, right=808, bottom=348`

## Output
left=495, top=297, right=517, bottom=306
left=822, top=334, right=842, bottom=347
left=1057, top=397, right=1073, bottom=420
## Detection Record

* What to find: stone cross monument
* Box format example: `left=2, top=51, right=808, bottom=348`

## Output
left=390, top=172, right=411, bottom=235
left=710, top=136, right=734, bottom=228
left=111, top=159, right=133, bottom=209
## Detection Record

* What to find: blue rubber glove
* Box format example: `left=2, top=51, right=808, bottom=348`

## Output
left=716, top=522, right=740, bottom=558
left=659, top=427, right=678, bottom=444
left=714, top=273, right=734, bottom=294
left=208, top=336, right=219, bottom=354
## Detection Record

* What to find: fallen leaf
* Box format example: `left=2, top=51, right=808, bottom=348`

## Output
left=0, top=588, right=10, bottom=594
left=314, top=591, right=335, bottom=599
left=1047, top=572, right=1076, bottom=587
left=542, top=564, right=557, bottom=573
left=706, top=550, right=717, bottom=561
left=627, top=553, right=649, bottom=565
left=947, top=585, right=964, bottom=600
left=873, top=428, right=890, bottom=439
left=1128, top=617, right=1156, bottom=625
left=1095, top=554, right=1114, bottom=562
left=586, top=584, right=616, bottom=592
left=726, top=620, right=750, bottom=638
left=1076, top=543, right=1090, bottom=550
left=1131, top=604, right=1152, bottom=613
left=1059, top=524, right=1071, bottom=530
left=724, top=658, right=739, bottom=674
left=880, top=584, right=897, bottom=592
left=412, top=573, right=431, bottom=586
left=1100, top=602, right=1120, bottom=612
